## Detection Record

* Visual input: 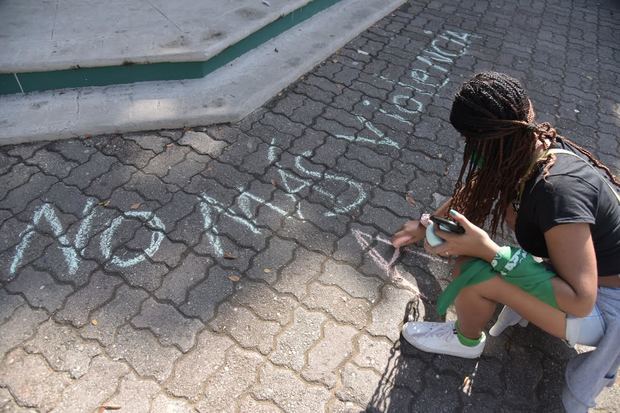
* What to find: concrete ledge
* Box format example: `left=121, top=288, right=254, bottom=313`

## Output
left=0, top=0, right=313, bottom=72
left=0, top=0, right=343, bottom=95
left=0, top=0, right=406, bottom=145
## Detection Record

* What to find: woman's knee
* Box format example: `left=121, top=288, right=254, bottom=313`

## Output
left=457, top=276, right=504, bottom=301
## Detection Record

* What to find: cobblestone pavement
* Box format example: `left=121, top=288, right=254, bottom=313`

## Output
left=1, top=0, right=619, bottom=412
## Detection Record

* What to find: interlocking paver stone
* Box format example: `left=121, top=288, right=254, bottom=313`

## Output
left=180, top=265, right=234, bottom=322
left=231, top=281, right=297, bottom=326
left=6, top=267, right=73, bottom=312
left=367, top=284, right=418, bottom=342
left=0, top=349, right=71, bottom=412
left=83, top=162, right=137, bottom=199
left=2, top=172, right=58, bottom=214
left=166, top=329, right=233, bottom=400
left=408, top=368, right=462, bottom=413
left=179, top=130, right=228, bottom=156
left=47, top=139, right=96, bottom=163
left=155, top=252, right=211, bottom=304
left=269, top=306, right=327, bottom=371
left=210, top=302, right=281, bottom=355
left=102, top=373, right=160, bottom=413
left=0, top=164, right=38, bottom=201
left=93, top=134, right=154, bottom=169
left=50, top=355, right=129, bottom=413
left=195, top=346, right=264, bottom=413
left=63, top=152, right=115, bottom=189
left=108, top=324, right=181, bottom=382
left=0, top=289, right=25, bottom=325
left=273, top=247, right=324, bottom=299
left=0, top=387, right=38, bottom=413
left=321, top=260, right=382, bottom=302
left=238, top=396, right=284, bottom=413
left=0, top=305, right=48, bottom=359
left=55, top=271, right=123, bottom=327
left=142, top=145, right=189, bottom=177
left=352, top=334, right=396, bottom=374
left=337, top=362, right=396, bottom=407
left=301, top=321, right=358, bottom=388
left=169, top=153, right=213, bottom=184
left=151, top=394, right=195, bottom=413
left=132, top=297, right=203, bottom=351
left=80, top=284, right=148, bottom=346
left=124, top=132, right=172, bottom=153
left=303, top=282, right=371, bottom=329
left=24, top=319, right=102, bottom=379
left=26, top=149, right=77, bottom=179
left=125, top=171, right=176, bottom=204
left=110, top=259, right=169, bottom=292
left=253, top=363, right=331, bottom=413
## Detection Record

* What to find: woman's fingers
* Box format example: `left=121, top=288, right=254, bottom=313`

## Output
left=392, top=232, right=416, bottom=248
left=391, top=220, right=424, bottom=248
left=448, top=209, right=472, bottom=230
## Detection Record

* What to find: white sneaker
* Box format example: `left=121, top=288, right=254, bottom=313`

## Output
left=489, top=305, right=529, bottom=337
left=401, top=321, right=486, bottom=359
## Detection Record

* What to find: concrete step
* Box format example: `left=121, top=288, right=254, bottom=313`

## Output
left=0, top=0, right=339, bottom=94
left=0, top=0, right=405, bottom=145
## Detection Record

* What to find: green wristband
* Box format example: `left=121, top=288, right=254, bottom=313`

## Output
left=490, top=246, right=512, bottom=275
left=491, top=246, right=531, bottom=276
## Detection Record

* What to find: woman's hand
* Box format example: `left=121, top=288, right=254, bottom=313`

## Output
left=391, top=220, right=426, bottom=248
left=425, top=210, right=500, bottom=262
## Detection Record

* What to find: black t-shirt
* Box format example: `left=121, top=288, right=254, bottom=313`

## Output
left=515, top=141, right=620, bottom=276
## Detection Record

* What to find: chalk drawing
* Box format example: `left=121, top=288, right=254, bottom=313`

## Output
left=9, top=201, right=98, bottom=278
left=10, top=228, right=38, bottom=278
left=266, top=140, right=368, bottom=219
left=237, top=188, right=289, bottom=218
left=363, top=99, right=413, bottom=127
left=392, top=95, right=423, bottom=115
left=199, top=193, right=261, bottom=235
left=444, top=30, right=479, bottom=43
left=294, top=152, right=367, bottom=217
left=267, top=138, right=306, bottom=218
left=415, top=55, right=449, bottom=73
left=365, top=29, right=478, bottom=128
left=352, top=229, right=423, bottom=296
left=276, top=169, right=308, bottom=219
left=198, top=195, right=225, bottom=258
left=334, top=115, right=401, bottom=149
left=100, top=211, right=165, bottom=268
left=267, top=138, right=280, bottom=163
left=378, top=75, right=435, bottom=95
left=430, top=38, right=459, bottom=57
left=410, top=69, right=432, bottom=85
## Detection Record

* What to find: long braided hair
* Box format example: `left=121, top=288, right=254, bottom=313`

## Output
left=448, top=72, right=620, bottom=236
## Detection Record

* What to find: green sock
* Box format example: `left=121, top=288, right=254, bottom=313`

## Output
left=455, top=322, right=482, bottom=347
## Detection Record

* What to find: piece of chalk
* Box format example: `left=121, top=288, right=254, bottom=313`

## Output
left=425, top=221, right=444, bottom=247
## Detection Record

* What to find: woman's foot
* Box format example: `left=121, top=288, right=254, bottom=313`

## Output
left=401, top=321, right=486, bottom=359
left=489, top=305, right=528, bottom=337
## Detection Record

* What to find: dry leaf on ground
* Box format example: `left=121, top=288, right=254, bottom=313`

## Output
left=406, top=192, right=416, bottom=206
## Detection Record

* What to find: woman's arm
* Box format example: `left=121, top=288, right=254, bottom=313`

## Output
left=391, top=197, right=453, bottom=248
left=425, top=212, right=598, bottom=315
left=544, top=223, right=598, bottom=317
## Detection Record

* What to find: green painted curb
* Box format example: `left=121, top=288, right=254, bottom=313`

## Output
left=0, top=0, right=342, bottom=95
